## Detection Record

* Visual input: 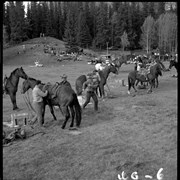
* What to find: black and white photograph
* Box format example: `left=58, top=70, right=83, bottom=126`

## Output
left=3, top=1, right=177, bottom=180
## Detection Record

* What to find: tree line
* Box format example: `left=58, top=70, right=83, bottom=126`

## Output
left=3, top=1, right=177, bottom=55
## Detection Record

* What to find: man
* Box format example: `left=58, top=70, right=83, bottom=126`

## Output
left=32, top=80, right=48, bottom=127
left=59, top=74, right=71, bottom=87
left=82, top=73, right=99, bottom=111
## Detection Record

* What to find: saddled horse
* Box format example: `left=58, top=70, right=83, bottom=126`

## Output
left=128, top=63, right=162, bottom=94
left=136, top=63, right=163, bottom=88
left=4, top=67, right=28, bottom=110
left=21, top=77, right=82, bottom=129
left=75, top=64, right=118, bottom=98
left=169, top=59, right=178, bottom=76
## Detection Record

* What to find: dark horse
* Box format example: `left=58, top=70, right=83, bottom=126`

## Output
left=21, top=77, right=82, bottom=129
left=169, top=59, right=178, bottom=76
left=112, top=55, right=127, bottom=72
left=75, top=64, right=118, bottom=98
left=4, top=67, right=28, bottom=110
left=128, top=63, right=162, bottom=94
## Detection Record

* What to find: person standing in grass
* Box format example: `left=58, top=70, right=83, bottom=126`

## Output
left=82, top=73, right=99, bottom=111
left=32, top=80, right=48, bottom=127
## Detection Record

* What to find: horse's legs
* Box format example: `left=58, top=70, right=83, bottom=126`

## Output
left=147, top=80, right=153, bottom=93
left=69, top=106, right=75, bottom=127
left=135, top=80, right=139, bottom=86
left=9, top=92, right=18, bottom=110
left=156, top=77, right=158, bottom=88
left=99, top=83, right=105, bottom=98
left=47, top=103, right=57, bottom=120
left=42, top=103, right=46, bottom=124
left=132, top=83, right=137, bottom=93
left=61, top=106, right=70, bottom=129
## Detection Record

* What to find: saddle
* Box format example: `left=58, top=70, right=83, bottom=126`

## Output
left=43, top=82, right=61, bottom=99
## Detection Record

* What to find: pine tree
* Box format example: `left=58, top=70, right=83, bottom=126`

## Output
left=9, top=1, right=27, bottom=43
left=95, top=2, right=110, bottom=49
left=77, top=10, right=92, bottom=48
left=64, top=4, right=78, bottom=46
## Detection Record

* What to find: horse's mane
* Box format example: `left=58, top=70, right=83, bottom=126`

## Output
left=27, top=77, right=45, bottom=85
left=27, top=77, right=38, bottom=81
left=9, top=68, right=19, bottom=78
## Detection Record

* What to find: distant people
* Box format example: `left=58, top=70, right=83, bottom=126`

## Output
left=82, top=73, right=99, bottom=111
left=22, top=45, right=26, bottom=53
left=59, top=74, right=71, bottom=87
left=31, top=80, right=48, bottom=127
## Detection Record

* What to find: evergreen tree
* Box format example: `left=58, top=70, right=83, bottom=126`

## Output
left=64, top=5, right=78, bottom=46
left=95, top=2, right=110, bottom=49
left=77, top=10, right=92, bottom=48
left=9, top=1, right=27, bottom=43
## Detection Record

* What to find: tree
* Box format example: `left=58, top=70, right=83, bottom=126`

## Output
left=9, top=1, right=28, bottom=43
left=64, top=4, right=78, bottom=46
left=94, top=2, right=110, bottom=49
left=156, top=12, right=177, bottom=54
left=76, top=10, right=92, bottom=48
left=140, top=15, right=155, bottom=54
left=121, top=31, right=130, bottom=51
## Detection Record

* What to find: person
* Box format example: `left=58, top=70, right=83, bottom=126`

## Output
left=32, top=80, right=48, bottom=127
left=92, top=70, right=101, bottom=83
left=82, top=73, right=99, bottom=111
left=59, top=74, right=71, bottom=87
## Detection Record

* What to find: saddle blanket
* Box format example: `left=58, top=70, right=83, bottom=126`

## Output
left=43, top=82, right=61, bottom=98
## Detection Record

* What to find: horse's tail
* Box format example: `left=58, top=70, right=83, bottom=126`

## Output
left=128, top=75, right=131, bottom=91
left=73, top=94, right=82, bottom=127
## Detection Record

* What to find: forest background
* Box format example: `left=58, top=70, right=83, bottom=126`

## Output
left=3, top=2, right=177, bottom=55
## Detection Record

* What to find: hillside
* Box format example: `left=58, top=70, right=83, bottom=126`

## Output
left=3, top=37, right=67, bottom=66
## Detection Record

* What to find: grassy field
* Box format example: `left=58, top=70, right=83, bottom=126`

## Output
left=3, top=38, right=177, bottom=180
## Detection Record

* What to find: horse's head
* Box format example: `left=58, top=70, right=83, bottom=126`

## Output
left=21, top=77, right=37, bottom=94
left=17, top=67, right=28, bottom=79
left=109, top=63, right=118, bottom=74
left=21, top=79, right=30, bottom=94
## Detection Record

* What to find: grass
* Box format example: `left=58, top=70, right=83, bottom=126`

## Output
left=3, top=37, right=177, bottom=180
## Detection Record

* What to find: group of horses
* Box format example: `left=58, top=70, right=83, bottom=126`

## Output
left=3, top=58, right=177, bottom=129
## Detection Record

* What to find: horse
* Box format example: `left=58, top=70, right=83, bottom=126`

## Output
left=169, top=59, right=178, bottom=76
left=4, top=67, right=28, bottom=110
left=135, top=63, right=163, bottom=88
left=112, top=55, right=127, bottom=71
left=75, top=64, right=118, bottom=98
left=128, top=63, right=162, bottom=94
left=21, top=77, right=82, bottom=129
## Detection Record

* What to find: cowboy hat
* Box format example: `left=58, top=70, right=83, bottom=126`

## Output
left=61, top=74, right=67, bottom=78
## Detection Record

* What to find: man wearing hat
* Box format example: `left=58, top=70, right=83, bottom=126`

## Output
left=82, top=73, right=99, bottom=111
left=59, top=74, right=71, bottom=87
